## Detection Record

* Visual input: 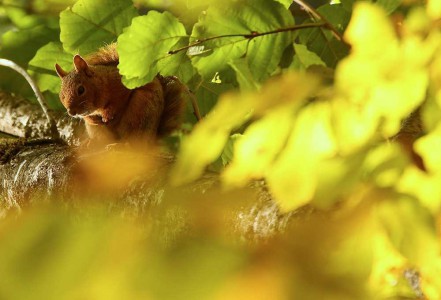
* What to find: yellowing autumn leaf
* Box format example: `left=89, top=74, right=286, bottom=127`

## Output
left=344, top=2, right=397, bottom=57
left=171, top=72, right=319, bottom=186
left=336, top=2, right=428, bottom=137
left=222, top=107, right=293, bottom=188
left=428, top=0, right=441, bottom=19
left=266, top=102, right=337, bottom=212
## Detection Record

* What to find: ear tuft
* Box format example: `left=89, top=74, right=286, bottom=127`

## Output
left=55, top=63, right=68, bottom=78
left=73, top=55, right=89, bottom=72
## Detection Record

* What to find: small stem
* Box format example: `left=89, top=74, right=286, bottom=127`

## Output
left=189, top=91, right=202, bottom=121
left=0, top=58, right=60, bottom=140
left=168, top=22, right=326, bottom=55
left=293, top=0, right=346, bottom=44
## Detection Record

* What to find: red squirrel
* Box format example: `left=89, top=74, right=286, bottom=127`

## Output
left=55, top=43, right=187, bottom=145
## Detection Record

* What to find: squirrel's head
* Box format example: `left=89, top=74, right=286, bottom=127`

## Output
left=55, top=55, right=98, bottom=118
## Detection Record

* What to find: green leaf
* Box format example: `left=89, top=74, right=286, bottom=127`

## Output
left=28, top=42, right=72, bottom=96
left=221, top=134, right=242, bottom=166
left=191, top=0, right=295, bottom=82
left=193, top=81, right=235, bottom=118
left=228, top=58, right=260, bottom=91
left=60, top=0, right=138, bottom=54
left=291, top=43, right=326, bottom=70
left=340, top=0, right=355, bottom=11
left=3, top=6, right=46, bottom=29
left=298, top=3, right=351, bottom=67
left=0, top=25, right=59, bottom=98
left=157, top=38, right=196, bottom=84
left=274, top=0, right=293, bottom=9
left=117, top=11, right=191, bottom=89
left=376, top=0, right=402, bottom=15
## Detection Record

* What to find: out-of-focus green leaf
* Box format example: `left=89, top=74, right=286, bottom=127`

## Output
left=340, top=0, right=355, bottom=11
left=33, top=0, right=77, bottom=14
left=146, top=239, right=246, bottom=300
left=376, top=0, right=402, bottom=15
left=220, top=134, right=242, bottom=166
left=274, top=0, right=293, bottom=9
left=28, top=42, right=72, bottom=97
left=191, top=0, right=295, bottom=81
left=118, top=11, right=191, bottom=88
left=0, top=25, right=59, bottom=98
left=3, top=6, right=45, bottom=29
left=60, top=0, right=138, bottom=54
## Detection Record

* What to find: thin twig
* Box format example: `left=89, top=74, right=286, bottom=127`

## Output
left=0, top=58, right=60, bottom=140
left=168, top=22, right=326, bottom=55
left=189, top=91, right=202, bottom=121
left=293, top=0, right=347, bottom=44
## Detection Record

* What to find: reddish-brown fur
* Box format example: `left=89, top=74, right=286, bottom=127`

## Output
left=55, top=43, right=187, bottom=145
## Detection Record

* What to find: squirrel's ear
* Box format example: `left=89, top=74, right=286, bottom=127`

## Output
left=55, top=63, right=67, bottom=78
left=73, top=55, right=89, bottom=72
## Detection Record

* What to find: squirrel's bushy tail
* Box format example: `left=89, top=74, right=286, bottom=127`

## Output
left=157, top=75, right=188, bottom=137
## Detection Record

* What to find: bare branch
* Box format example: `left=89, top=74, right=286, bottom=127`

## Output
left=0, top=58, right=61, bottom=140
left=168, top=22, right=327, bottom=56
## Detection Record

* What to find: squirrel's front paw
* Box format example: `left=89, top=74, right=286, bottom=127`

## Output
left=100, top=112, right=115, bottom=123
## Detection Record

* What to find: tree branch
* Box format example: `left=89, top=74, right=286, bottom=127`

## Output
left=168, top=22, right=326, bottom=55
left=0, top=59, right=61, bottom=140
left=0, top=91, right=83, bottom=145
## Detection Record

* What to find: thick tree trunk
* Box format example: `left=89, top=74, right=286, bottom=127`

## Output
left=0, top=91, right=294, bottom=241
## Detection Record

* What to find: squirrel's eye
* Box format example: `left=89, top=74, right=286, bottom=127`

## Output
left=77, top=85, right=85, bottom=96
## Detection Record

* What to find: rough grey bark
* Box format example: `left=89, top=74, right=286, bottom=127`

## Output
left=0, top=137, right=293, bottom=241
left=0, top=91, right=83, bottom=145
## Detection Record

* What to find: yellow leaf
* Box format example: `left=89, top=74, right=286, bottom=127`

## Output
left=222, top=107, right=293, bottom=187
left=336, top=3, right=429, bottom=138
left=415, top=123, right=441, bottom=174
left=170, top=92, right=252, bottom=186
left=344, top=2, right=397, bottom=57
left=332, top=98, right=377, bottom=154
left=171, top=72, right=320, bottom=186
left=398, top=166, right=441, bottom=213
left=266, top=102, right=337, bottom=212
left=428, top=0, right=441, bottom=20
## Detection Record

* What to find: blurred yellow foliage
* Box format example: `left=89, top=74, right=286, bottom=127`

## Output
left=3, top=0, right=441, bottom=299
left=170, top=2, right=441, bottom=297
